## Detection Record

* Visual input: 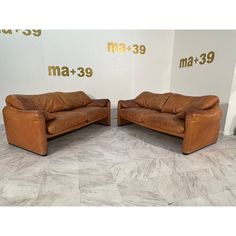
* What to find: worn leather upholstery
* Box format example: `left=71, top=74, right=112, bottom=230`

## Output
left=161, top=94, right=194, bottom=114
left=135, top=92, right=172, bottom=111
left=3, top=92, right=111, bottom=155
left=176, top=95, right=219, bottom=119
left=3, top=106, right=48, bottom=155
left=87, top=99, right=109, bottom=107
left=118, top=92, right=222, bottom=154
left=6, top=93, right=67, bottom=112
left=73, top=107, right=108, bottom=122
left=145, top=113, right=185, bottom=134
left=57, top=91, right=92, bottom=110
left=120, top=108, right=160, bottom=123
left=47, top=111, right=88, bottom=134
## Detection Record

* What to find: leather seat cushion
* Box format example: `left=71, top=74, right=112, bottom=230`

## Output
left=73, top=107, right=108, bottom=122
left=161, top=94, right=194, bottom=114
left=144, top=113, right=185, bottom=134
left=134, top=92, right=172, bottom=111
left=120, top=108, right=160, bottom=123
left=6, top=93, right=67, bottom=112
left=47, top=111, right=88, bottom=134
left=58, top=91, right=92, bottom=110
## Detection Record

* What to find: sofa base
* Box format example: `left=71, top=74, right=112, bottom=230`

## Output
left=118, top=115, right=184, bottom=138
left=95, top=116, right=111, bottom=126
left=7, top=142, right=48, bottom=156
left=117, top=116, right=134, bottom=126
left=6, top=115, right=110, bottom=156
left=182, top=140, right=218, bottom=155
left=117, top=115, right=220, bottom=155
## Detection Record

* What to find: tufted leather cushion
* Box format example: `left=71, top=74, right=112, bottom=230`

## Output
left=6, top=93, right=66, bottom=112
left=58, top=91, right=92, bottom=110
left=134, top=92, right=172, bottom=111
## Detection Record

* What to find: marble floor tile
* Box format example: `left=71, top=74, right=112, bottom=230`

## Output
left=160, top=152, right=215, bottom=173
left=118, top=179, right=167, bottom=206
left=80, top=184, right=123, bottom=206
left=33, top=190, right=81, bottom=206
left=0, top=122, right=236, bottom=206
left=179, top=168, right=231, bottom=198
left=152, top=167, right=232, bottom=203
left=177, top=190, right=236, bottom=206
left=151, top=173, right=191, bottom=203
left=38, top=170, right=79, bottom=195
left=79, top=164, right=114, bottom=187
left=47, top=157, right=78, bottom=174
left=110, top=159, right=172, bottom=185
left=0, top=179, right=40, bottom=202
left=0, top=196, right=38, bottom=206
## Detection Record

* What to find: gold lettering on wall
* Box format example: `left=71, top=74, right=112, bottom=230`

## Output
left=0, top=29, right=42, bottom=37
left=48, top=66, right=93, bottom=78
left=107, top=42, right=146, bottom=54
left=179, top=51, right=215, bottom=68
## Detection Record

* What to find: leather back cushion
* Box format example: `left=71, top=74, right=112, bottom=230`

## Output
left=6, top=93, right=66, bottom=112
left=161, top=94, right=194, bottom=114
left=134, top=92, right=172, bottom=111
left=193, top=95, right=219, bottom=110
left=58, top=91, right=92, bottom=110
left=176, top=95, right=219, bottom=118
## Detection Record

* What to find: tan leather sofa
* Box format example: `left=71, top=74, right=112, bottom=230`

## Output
left=118, top=92, right=223, bottom=154
left=3, top=91, right=110, bottom=155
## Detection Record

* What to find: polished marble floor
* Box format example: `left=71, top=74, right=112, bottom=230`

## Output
left=0, top=120, right=236, bottom=206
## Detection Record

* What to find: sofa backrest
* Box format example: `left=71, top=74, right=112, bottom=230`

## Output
left=134, top=92, right=172, bottom=111
left=161, top=94, right=194, bottom=113
left=58, top=91, right=92, bottom=110
left=6, top=91, right=92, bottom=112
left=161, top=93, right=219, bottom=114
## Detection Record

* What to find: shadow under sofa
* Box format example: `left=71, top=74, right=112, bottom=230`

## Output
left=117, top=91, right=223, bottom=154
left=3, top=91, right=111, bottom=155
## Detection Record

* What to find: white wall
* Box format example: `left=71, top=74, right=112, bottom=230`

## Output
left=1, top=30, right=236, bottom=134
left=132, top=30, right=174, bottom=96
left=170, top=30, right=236, bottom=132
left=0, top=30, right=174, bottom=122
left=224, top=64, right=236, bottom=135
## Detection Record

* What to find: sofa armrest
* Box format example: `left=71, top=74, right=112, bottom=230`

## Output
left=117, top=100, right=138, bottom=126
left=89, top=99, right=111, bottom=126
left=183, top=105, right=223, bottom=154
left=118, top=99, right=140, bottom=109
left=186, top=106, right=223, bottom=121
left=2, top=106, right=48, bottom=155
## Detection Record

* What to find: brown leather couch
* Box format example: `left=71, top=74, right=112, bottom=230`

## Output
left=3, top=91, right=110, bottom=155
left=117, top=92, right=223, bottom=154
